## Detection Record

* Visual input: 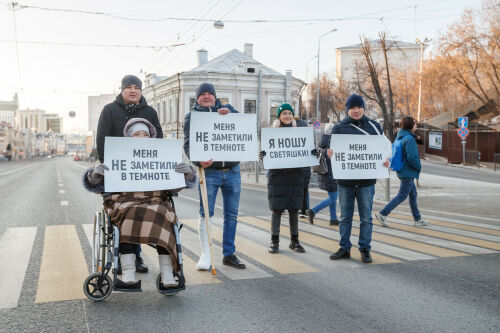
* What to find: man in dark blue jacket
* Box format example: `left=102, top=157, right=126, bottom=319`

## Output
left=375, top=116, right=428, bottom=227
left=183, top=83, right=246, bottom=270
left=327, top=94, right=389, bottom=263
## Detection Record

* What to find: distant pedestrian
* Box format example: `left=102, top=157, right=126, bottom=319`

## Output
left=307, top=124, right=339, bottom=226
left=260, top=103, right=317, bottom=254
left=5, top=143, right=12, bottom=161
left=326, top=94, right=390, bottom=263
left=375, top=116, right=429, bottom=227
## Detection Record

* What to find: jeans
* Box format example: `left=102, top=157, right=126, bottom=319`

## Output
left=199, top=165, right=241, bottom=257
left=311, top=191, right=338, bottom=220
left=380, top=178, right=421, bottom=221
left=338, top=185, right=375, bottom=251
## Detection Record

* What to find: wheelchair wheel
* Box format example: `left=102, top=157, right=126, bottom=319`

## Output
left=83, top=273, right=113, bottom=301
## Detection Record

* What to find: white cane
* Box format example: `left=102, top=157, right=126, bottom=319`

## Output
left=198, top=167, right=217, bottom=276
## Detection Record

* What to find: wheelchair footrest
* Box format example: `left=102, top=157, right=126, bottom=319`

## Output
left=113, top=279, right=142, bottom=292
left=158, top=283, right=185, bottom=296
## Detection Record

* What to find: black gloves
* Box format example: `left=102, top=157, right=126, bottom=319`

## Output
left=311, top=148, right=320, bottom=157
left=258, top=150, right=266, bottom=160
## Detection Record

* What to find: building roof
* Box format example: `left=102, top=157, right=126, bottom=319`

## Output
left=336, top=40, right=419, bottom=51
left=186, top=49, right=283, bottom=76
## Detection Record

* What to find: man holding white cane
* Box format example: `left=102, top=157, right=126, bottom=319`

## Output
left=183, top=83, right=246, bottom=270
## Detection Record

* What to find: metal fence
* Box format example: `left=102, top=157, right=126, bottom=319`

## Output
left=464, top=150, right=481, bottom=167
left=494, top=153, right=500, bottom=172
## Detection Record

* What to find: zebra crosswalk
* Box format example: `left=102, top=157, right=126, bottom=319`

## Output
left=0, top=212, right=498, bottom=309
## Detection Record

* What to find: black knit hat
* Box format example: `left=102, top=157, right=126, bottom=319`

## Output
left=121, top=75, right=142, bottom=91
left=345, top=94, right=365, bottom=111
left=196, top=83, right=216, bottom=99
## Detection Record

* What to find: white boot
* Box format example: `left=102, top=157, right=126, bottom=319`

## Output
left=197, top=216, right=212, bottom=270
left=158, top=255, right=177, bottom=287
left=120, top=253, right=136, bottom=284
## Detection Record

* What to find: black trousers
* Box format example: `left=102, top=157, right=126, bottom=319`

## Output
left=119, top=242, right=169, bottom=255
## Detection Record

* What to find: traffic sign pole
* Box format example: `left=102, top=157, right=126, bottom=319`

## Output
left=462, top=138, right=466, bottom=165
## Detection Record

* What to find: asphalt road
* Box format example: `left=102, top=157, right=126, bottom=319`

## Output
left=0, top=158, right=499, bottom=332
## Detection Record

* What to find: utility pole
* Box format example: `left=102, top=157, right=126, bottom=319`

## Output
left=316, top=28, right=337, bottom=122
left=416, top=38, right=430, bottom=122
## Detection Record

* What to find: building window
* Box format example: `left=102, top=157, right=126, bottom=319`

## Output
left=162, top=101, right=166, bottom=123
left=169, top=99, right=173, bottom=123
left=244, top=100, right=256, bottom=114
left=189, top=98, right=196, bottom=109
left=247, top=68, right=255, bottom=73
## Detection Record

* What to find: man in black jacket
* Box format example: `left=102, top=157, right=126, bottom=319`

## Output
left=183, top=83, right=246, bottom=270
left=96, top=74, right=162, bottom=273
left=96, top=75, right=163, bottom=163
left=327, top=94, right=389, bottom=263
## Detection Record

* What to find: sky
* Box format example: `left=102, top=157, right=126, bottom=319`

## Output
left=0, top=0, right=485, bottom=133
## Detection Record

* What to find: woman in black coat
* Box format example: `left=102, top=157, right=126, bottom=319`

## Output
left=260, top=103, right=307, bottom=254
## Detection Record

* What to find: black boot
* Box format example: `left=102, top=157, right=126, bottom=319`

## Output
left=268, top=235, right=279, bottom=253
left=289, top=235, right=305, bottom=253
left=135, top=253, right=149, bottom=273
left=329, top=219, right=339, bottom=226
left=360, top=249, right=372, bottom=263
left=307, top=209, right=315, bottom=225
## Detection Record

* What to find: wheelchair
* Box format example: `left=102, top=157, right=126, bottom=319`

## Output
left=83, top=193, right=186, bottom=302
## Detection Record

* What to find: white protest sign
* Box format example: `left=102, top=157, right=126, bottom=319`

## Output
left=189, top=112, right=258, bottom=162
left=261, top=127, right=318, bottom=169
left=330, top=134, right=389, bottom=179
left=104, top=137, right=186, bottom=192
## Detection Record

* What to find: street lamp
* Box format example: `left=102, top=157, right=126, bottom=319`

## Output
left=416, top=37, right=430, bottom=122
left=316, top=28, right=338, bottom=123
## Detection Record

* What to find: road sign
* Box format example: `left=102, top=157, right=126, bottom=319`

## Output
left=458, top=116, right=468, bottom=128
left=457, top=127, right=469, bottom=138
left=313, top=120, right=321, bottom=129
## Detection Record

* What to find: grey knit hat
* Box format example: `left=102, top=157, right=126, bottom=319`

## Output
left=121, top=75, right=142, bottom=91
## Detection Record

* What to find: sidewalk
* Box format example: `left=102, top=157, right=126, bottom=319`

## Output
left=424, top=153, right=497, bottom=172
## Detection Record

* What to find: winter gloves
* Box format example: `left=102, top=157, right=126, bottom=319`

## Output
left=88, top=163, right=109, bottom=185
left=175, top=162, right=196, bottom=182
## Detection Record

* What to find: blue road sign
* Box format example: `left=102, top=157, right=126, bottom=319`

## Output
left=313, top=121, right=321, bottom=129
left=458, top=117, right=468, bottom=128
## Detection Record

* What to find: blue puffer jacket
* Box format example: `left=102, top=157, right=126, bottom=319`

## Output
left=183, top=99, right=240, bottom=169
left=331, top=115, right=384, bottom=188
left=396, top=129, right=421, bottom=179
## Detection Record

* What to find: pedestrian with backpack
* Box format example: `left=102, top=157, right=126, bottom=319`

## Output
left=375, top=116, right=429, bottom=227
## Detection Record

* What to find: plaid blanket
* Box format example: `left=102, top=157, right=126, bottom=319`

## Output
left=103, top=191, right=179, bottom=272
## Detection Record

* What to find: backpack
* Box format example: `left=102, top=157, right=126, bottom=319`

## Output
left=390, top=135, right=410, bottom=171
left=312, top=149, right=328, bottom=175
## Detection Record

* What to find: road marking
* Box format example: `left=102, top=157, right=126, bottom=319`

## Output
left=0, top=227, right=37, bottom=309
left=389, top=212, right=500, bottom=234
left=182, top=218, right=317, bottom=274
left=59, top=190, right=66, bottom=194
left=303, top=217, right=468, bottom=258
left=0, top=165, right=36, bottom=177
left=241, top=216, right=402, bottom=264
left=60, top=201, right=69, bottom=206
left=141, top=244, right=222, bottom=285
left=178, top=194, right=226, bottom=213
left=58, top=184, right=64, bottom=187
left=179, top=226, right=273, bottom=280
left=378, top=221, right=500, bottom=251
left=35, top=225, right=88, bottom=303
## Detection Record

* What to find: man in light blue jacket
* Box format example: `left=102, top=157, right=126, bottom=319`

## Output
left=375, top=116, right=429, bottom=227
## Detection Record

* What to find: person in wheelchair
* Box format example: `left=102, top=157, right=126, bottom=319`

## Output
left=83, top=117, right=196, bottom=294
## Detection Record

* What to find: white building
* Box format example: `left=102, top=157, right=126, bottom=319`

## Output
left=335, top=40, right=421, bottom=83
left=16, top=109, right=46, bottom=132
left=88, top=94, right=115, bottom=132
left=0, top=94, right=18, bottom=126
left=40, top=114, right=63, bottom=134
left=143, top=43, right=305, bottom=138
